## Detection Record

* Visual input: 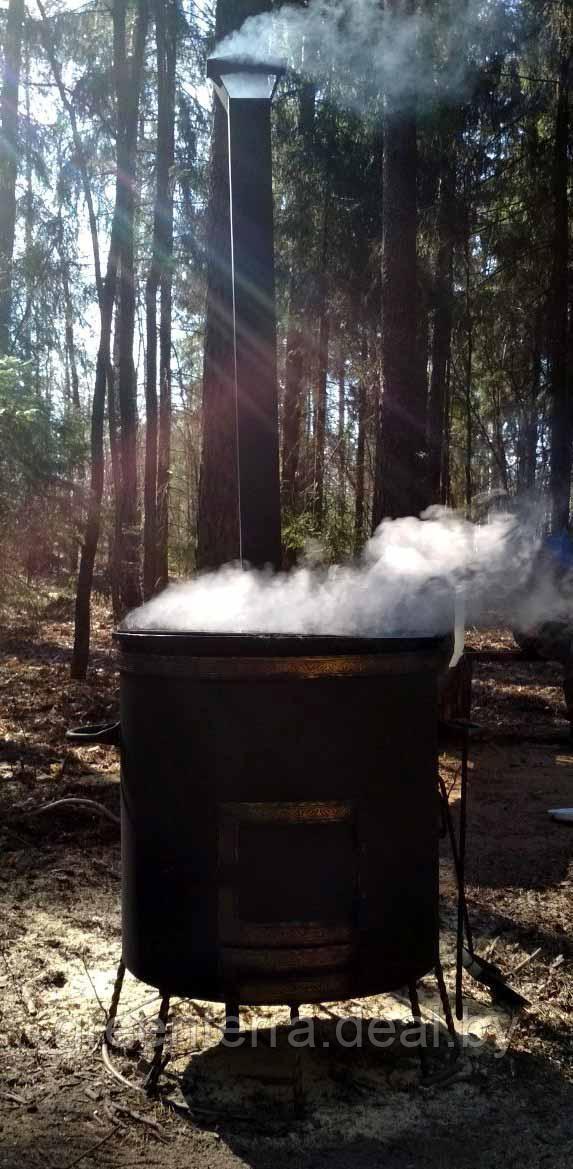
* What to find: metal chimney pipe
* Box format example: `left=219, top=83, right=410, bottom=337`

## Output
left=207, top=58, right=285, bottom=570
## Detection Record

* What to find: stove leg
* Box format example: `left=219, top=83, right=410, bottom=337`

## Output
left=407, top=980, right=429, bottom=1079
left=104, top=958, right=125, bottom=1049
left=145, top=993, right=170, bottom=1095
left=288, top=1004, right=305, bottom=1113
left=224, top=1002, right=240, bottom=1037
left=434, top=957, right=460, bottom=1060
left=292, top=1046, right=305, bottom=1118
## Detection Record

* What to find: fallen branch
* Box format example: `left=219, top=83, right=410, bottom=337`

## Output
left=0, top=1090, right=30, bottom=1106
left=12, top=797, right=120, bottom=827
left=110, top=1104, right=170, bottom=1142
left=510, top=947, right=542, bottom=977
left=63, top=1128, right=117, bottom=1169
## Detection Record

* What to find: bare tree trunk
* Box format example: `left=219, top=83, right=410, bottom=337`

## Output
left=427, top=154, right=454, bottom=503
left=464, top=226, right=473, bottom=514
left=525, top=308, right=542, bottom=491
left=115, top=0, right=148, bottom=613
left=441, top=351, right=452, bottom=506
left=143, top=220, right=159, bottom=600
left=354, top=334, right=368, bottom=553
left=22, top=32, right=33, bottom=360
left=516, top=308, right=541, bottom=495
left=0, top=0, right=25, bottom=354
left=314, top=195, right=330, bottom=528
left=156, top=0, right=177, bottom=592
left=71, top=238, right=121, bottom=677
left=281, top=81, right=315, bottom=521
left=143, top=0, right=176, bottom=598
left=337, top=344, right=346, bottom=519
left=373, top=1, right=426, bottom=524
left=70, top=0, right=146, bottom=677
left=197, top=0, right=273, bottom=569
left=108, top=301, right=123, bottom=620
left=549, top=48, right=571, bottom=533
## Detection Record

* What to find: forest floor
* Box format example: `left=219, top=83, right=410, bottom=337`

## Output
left=1, top=596, right=572, bottom=1169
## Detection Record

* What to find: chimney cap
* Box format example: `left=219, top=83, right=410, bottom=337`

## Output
left=207, top=55, right=287, bottom=80
left=207, top=55, right=287, bottom=99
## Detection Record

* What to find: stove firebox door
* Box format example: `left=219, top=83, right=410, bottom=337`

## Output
left=218, top=801, right=359, bottom=955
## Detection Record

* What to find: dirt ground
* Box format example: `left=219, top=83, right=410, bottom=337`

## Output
left=1, top=601, right=572, bottom=1169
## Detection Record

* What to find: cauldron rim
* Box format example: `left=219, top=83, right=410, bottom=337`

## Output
left=113, top=629, right=454, bottom=659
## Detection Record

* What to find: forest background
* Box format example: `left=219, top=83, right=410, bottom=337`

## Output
left=0, top=0, right=571, bottom=676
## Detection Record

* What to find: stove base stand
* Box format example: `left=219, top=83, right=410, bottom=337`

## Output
left=101, top=955, right=461, bottom=1105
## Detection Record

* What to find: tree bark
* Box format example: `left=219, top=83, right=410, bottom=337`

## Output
left=524, top=307, right=542, bottom=491
left=156, top=0, right=176, bottom=593
left=373, top=1, right=426, bottom=524
left=143, top=0, right=176, bottom=599
left=108, top=299, right=123, bottom=621
left=549, top=49, right=571, bottom=533
left=427, top=154, right=454, bottom=503
left=337, top=344, right=346, bottom=520
left=70, top=0, right=147, bottom=677
left=281, top=82, right=315, bottom=521
left=441, top=350, right=452, bottom=506
left=464, top=220, right=472, bottom=514
left=354, top=334, right=368, bottom=553
left=115, top=0, right=148, bottom=612
left=197, top=0, right=273, bottom=570
left=0, top=0, right=25, bottom=354
left=71, top=231, right=121, bottom=677
left=314, top=195, right=330, bottom=528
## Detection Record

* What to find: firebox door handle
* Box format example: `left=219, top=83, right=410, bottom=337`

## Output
left=65, top=722, right=121, bottom=748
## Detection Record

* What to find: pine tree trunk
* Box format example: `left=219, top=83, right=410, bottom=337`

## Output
left=441, top=351, right=452, bottom=506
left=427, top=155, right=454, bottom=503
left=524, top=308, right=542, bottom=491
left=143, top=236, right=159, bottom=600
left=281, top=82, right=315, bottom=521
left=156, top=0, right=176, bottom=592
left=115, top=0, right=148, bottom=613
left=143, top=0, right=176, bottom=599
left=108, top=302, right=123, bottom=621
left=0, top=0, right=25, bottom=354
left=337, top=345, right=346, bottom=520
left=373, top=3, right=426, bottom=524
left=70, top=0, right=146, bottom=677
left=22, top=33, right=33, bottom=359
left=354, top=334, right=368, bottom=553
left=314, top=195, right=330, bottom=528
left=549, top=49, right=571, bottom=533
left=71, top=241, right=121, bottom=677
left=197, top=0, right=273, bottom=570
left=464, top=225, right=473, bottom=514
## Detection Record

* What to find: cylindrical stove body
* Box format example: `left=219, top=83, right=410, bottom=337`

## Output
left=116, top=631, right=452, bottom=1005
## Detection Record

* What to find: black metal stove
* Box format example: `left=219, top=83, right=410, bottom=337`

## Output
left=115, top=629, right=452, bottom=1006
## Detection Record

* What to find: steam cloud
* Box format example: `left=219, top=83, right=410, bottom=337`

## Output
left=125, top=509, right=543, bottom=638
left=215, top=0, right=513, bottom=112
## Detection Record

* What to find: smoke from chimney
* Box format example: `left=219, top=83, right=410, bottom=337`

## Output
left=214, top=0, right=514, bottom=114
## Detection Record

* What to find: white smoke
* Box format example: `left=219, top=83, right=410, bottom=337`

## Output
left=125, top=508, right=541, bottom=636
left=214, top=0, right=514, bottom=112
